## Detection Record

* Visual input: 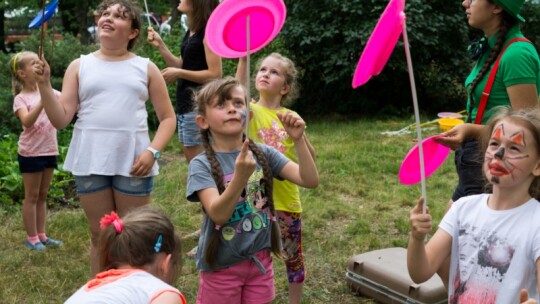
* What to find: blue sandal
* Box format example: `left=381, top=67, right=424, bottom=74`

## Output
left=42, top=237, right=63, bottom=247
left=25, top=240, right=46, bottom=251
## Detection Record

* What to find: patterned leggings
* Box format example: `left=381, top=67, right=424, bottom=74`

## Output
left=277, top=211, right=305, bottom=283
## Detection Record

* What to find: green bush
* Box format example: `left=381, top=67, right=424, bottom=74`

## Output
left=280, top=0, right=540, bottom=117
left=522, top=1, right=540, bottom=52
left=0, top=132, right=22, bottom=204
left=279, top=0, right=474, bottom=116
left=0, top=51, right=21, bottom=134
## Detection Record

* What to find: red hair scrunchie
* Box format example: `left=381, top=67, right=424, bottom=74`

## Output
left=99, top=211, right=123, bottom=233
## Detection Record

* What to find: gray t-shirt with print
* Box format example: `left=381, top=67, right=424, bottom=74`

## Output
left=187, top=143, right=289, bottom=272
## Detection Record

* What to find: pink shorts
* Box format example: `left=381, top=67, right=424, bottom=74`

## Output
left=196, top=249, right=275, bottom=304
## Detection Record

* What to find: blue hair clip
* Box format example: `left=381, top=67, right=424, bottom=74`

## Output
left=154, top=234, right=163, bottom=253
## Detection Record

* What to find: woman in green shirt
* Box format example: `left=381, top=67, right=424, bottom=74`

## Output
left=434, top=0, right=540, bottom=289
left=437, top=0, right=540, bottom=204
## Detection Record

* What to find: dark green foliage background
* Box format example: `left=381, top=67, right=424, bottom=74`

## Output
left=280, top=0, right=540, bottom=117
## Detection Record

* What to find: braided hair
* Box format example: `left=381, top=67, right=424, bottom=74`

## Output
left=468, top=8, right=518, bottom=114
left=195, top=77, right=282, bottom=267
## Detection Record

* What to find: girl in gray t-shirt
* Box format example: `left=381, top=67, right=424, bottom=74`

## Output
left=186, top=77, right=319, bottom=303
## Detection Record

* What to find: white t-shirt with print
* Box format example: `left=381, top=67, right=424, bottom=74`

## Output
left=439, top=193, right=540, bottom=303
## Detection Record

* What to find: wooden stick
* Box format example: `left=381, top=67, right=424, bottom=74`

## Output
left=39, top=0, right=46, bottom=58
left=245, top=15, right=251, bottom=138
left=143, top=0, right=152, bottom=27
left=402, top=21, right=427, bottom=217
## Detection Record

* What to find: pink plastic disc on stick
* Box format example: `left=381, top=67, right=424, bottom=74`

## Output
left=398, top=135, right=451, bottom=185
left=206, top=0, right=286, bottom=58
left=352, top=0, right=405, bottom=88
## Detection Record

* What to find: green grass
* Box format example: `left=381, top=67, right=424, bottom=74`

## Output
left=0, top=117, right=456, bottom=303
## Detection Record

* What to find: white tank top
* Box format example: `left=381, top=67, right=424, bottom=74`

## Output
left=63, top=53, right=158, bottom=176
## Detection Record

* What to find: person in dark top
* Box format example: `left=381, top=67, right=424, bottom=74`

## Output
left=148, top=0, right=222, bottom=163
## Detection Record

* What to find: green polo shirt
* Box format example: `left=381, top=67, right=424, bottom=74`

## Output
left=465, top=25, right=540, bottom=124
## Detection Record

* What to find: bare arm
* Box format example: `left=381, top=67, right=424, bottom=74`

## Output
left=151, top=291, right=184, bottom=304
left=275, top=112, right=319, bottom=188
left=507, top=83, right=539, bottom=110
left=15, top=101, right=44, bottom=128
left=198, top=140, right=256, bottom=225
left=304, top=134, right=316, bottom=160
left=435, top=123, right=485, bottom=150
left=147, top=27, right=182, bottom=68
left=235, top=57, right=248, bottom=86
left=407, top=198, right=452, bottom=284
left=161, top=38, right=222, bottom=84
left=130, top=61, right=176, bottom=177
left=435, top=84, right=539, bottom=149
left=34, top=57, right=79, bottom=129
left=146, top=61, right=176, bottom=152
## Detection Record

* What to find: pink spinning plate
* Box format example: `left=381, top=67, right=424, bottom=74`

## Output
left=352, top=0, right=405, bottom=88
left=398, top=135, right=451, bottom=185
left=206, top=0, right=286, bottom=58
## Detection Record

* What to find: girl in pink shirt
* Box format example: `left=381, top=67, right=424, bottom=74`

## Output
left=10, top=51, right=63, bottom=251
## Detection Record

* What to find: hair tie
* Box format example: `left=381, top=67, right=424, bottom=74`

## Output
left=215, top=224, right=221, bottom=231
left=99, top=211, right=123, bottom=234
left=270, top=216, right=277, bottom=222
left=12, top=53, right=20, bottom=73
left=154, top=234, right=163, bottom=253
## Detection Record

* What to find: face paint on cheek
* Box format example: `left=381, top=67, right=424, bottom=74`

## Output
left=240, top=110, right=247, bottom=127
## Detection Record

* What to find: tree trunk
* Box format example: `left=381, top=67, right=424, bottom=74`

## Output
left=0, top=8, right=6, bottom=53
left=169, top=0, right=179, bottom=24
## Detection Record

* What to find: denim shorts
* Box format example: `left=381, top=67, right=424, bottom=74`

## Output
left=74, top=175, right=154, bottom=196
left=18, top=154, right=57, bottom=173
left=451, top=139, right=486, bottom=201
left=177, top=111, right=202, bottom=146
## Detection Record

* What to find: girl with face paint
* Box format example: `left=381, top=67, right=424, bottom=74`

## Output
left=408, top=108, right=540, bottom=303
left=435, top=0, right=540, bottom=203
left=433, top=0, right=540, bottom=288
